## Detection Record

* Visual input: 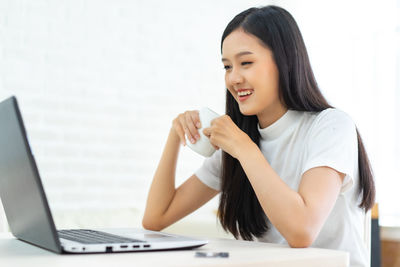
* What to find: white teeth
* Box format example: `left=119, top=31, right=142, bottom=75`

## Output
left=238, top=90, right=253, bottom=96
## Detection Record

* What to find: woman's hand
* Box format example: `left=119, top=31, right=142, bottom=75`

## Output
left=203, top=115, right=254, bottom=159
left=172, top=110, right=202, bottom=146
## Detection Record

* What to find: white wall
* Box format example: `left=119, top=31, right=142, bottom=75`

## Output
left=0, top=0, right=399, bottom=234
left=0, top=0, right=274, bottom=235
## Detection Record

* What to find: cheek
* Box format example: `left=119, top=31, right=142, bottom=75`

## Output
left=267, top=62, right=280, bottom=88
left=255, top=67, right=279, bottom=95
left=259, top=79, right=279, bottom=100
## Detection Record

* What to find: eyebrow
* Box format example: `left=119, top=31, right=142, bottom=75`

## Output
left=221, top=51, right=253, bottom=62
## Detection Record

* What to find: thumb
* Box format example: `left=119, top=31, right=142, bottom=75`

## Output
left=203, top=127, right=211, bottom=137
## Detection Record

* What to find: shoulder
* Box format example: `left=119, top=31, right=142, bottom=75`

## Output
left=309, top=108, right=356, bottom=133
left=299, top=108, right=358, bottom=151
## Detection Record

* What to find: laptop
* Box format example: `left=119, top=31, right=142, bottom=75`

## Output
left=0, top=96, right=207, bottom=254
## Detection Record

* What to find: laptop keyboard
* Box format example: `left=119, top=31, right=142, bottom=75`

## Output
left=58, top=229, right=145, bottom=244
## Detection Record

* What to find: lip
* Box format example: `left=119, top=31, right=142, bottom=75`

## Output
left=236, top=89, right=254, bottom=102
left=237, top=88, right=254, bottom=93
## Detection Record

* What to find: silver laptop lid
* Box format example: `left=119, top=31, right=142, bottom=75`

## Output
left=0, top=96, right=62, bottom=253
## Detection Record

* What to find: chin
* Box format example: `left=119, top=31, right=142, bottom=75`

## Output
left=238, top=105, right=257, bottom=116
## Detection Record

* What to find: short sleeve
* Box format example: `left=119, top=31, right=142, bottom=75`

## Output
left=194, top=149, right=223, bottom=191
left=302, top=109, right=358, bottom=193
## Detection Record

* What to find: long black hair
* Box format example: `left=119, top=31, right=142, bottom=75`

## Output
left=218, top=5, right=375, bottom=241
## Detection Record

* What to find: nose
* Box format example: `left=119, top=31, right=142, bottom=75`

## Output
left=227, top=68, right=244, bottom=86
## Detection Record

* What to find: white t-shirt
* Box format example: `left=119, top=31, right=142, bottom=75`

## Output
left=195, top=108, right=368, bottom=267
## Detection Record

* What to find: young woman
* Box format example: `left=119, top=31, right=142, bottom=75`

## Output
left=142, top=6, right=375, bottom=267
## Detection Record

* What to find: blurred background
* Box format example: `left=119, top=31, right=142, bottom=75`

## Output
left=0, top=0, right=399, bottom=253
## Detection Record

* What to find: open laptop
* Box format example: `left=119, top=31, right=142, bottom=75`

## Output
left=0, top=96, right=207, bottom=254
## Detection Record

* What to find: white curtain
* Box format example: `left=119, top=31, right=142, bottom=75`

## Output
left=284, top=0, right=400, bottom=225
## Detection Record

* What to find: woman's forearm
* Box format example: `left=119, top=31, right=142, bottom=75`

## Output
left=237, top=142, right=313, bottom=246
left=142, top=128, right=181, bottom=229
left=238, top=142, right=343, bottom=248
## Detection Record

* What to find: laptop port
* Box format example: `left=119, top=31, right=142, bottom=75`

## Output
left=120, top=245, right=128, bottom=248
left=106, top=246, right=113, bottom=253
left=133, top=245, right=140, bottom=248
left=143, top=244, right=150, bottom=248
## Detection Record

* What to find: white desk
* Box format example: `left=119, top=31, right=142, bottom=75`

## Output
left=0, top=232, right=349, bottom=267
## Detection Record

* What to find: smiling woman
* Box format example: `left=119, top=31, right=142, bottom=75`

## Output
left=0, top=0, right=397, bottom=265
left=143, top=5, right=375, bottom=267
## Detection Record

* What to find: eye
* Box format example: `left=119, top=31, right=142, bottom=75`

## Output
left=223, top=65, right=232, bottom=70
left=241, top=61, right=252, bottom=66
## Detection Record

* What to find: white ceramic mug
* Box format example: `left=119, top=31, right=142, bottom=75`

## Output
left=186, top=107, right=220, bottom=157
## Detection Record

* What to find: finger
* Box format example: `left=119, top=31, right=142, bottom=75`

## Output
left=173, top=118, right=186, bottom=146
left=202, top=128, right=210, bottom=138
left=179, top=114, right=195, bottom=144
left=177, top=127, right=187, bottom=146
left=190, top=110, right=201, bottom=129
left=208, top=136, right=219, bottom=150
left=210, top=117, right=219, bottom=126
left=185, top=111, right=200, bottom=142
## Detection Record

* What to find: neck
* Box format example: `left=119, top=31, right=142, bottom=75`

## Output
left=257, top=104, right=288, bottom=129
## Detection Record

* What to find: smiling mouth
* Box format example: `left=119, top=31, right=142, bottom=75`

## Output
left=237, top=90, right=253, bottom=97
left=237, top=89, right=254, bottom=101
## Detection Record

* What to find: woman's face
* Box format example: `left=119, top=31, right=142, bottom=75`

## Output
left=222, top=29, right=286, bottom=127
